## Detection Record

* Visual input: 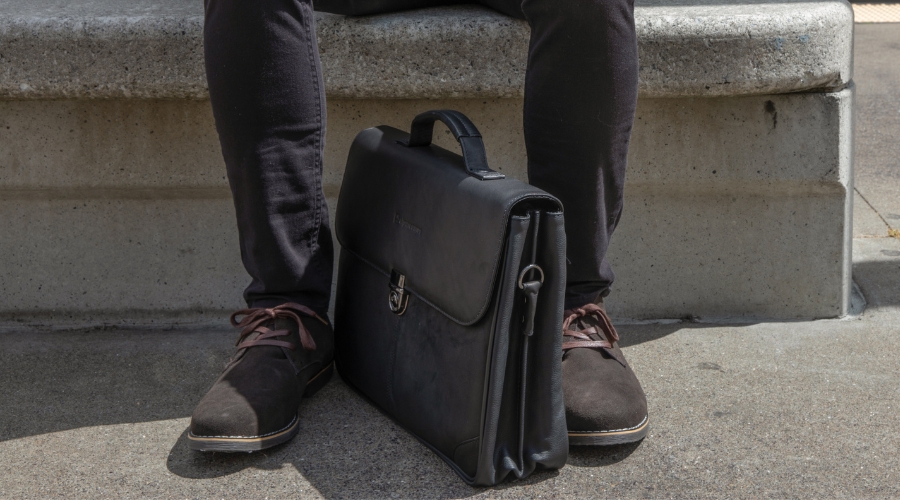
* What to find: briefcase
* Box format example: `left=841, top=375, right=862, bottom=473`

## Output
left=333, top=110, right=568, bottom=485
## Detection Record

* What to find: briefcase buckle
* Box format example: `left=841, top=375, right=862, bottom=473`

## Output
left=517, top=264, right=545, bottom=289
left=389, top=270, right=410, bottom=315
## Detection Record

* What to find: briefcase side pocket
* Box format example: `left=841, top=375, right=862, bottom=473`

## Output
left=473, top=209, right=567, bottom=485
left=474, top=212, right=536, bottom=485
left=521, top=211, right=568, bottom=469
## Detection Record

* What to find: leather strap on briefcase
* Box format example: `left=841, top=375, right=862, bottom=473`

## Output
left=334, top=110, right=568, bottom=485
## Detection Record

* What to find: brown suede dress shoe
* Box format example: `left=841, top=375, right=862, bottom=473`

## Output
left=189, top=303, right=334, bottom=452
left=562, top=301, right=649, bottom=445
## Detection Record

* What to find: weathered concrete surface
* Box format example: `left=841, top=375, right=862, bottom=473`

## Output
left=632, top=0, right=852, bottom=97
left=1, top=302, right=899, bottom=497
left=853, top=191, right=890, bottom=238
left=0, top=0, right=853, bottom=100
left=608, top=88, right=854, bottom=320
left=0, top=89, right=853, bottom=321
left=0, top=197, right=244, bottom=324
left=853, top=24, right=900, bottom=232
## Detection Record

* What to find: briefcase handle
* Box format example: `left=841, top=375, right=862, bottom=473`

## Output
left=403, top=110, right=506, bottom=181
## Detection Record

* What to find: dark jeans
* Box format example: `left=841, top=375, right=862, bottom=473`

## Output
left=203, top=0, right=638, bottom=316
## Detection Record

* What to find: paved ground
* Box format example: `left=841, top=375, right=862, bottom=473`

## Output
left=1, top=23, right=899, bottom=500
left=0, top=290, right=899, bottom=499
left=1, top=232, right=898, bottom=500
left=852, top=23, right=900, bottom=238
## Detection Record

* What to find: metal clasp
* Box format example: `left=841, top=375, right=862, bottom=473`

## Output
left=517, top=264, right=544, bottom=289
left=389, top=270, right=409, bottom=315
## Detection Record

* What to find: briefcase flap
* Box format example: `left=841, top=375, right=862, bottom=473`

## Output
left=335, top=125, right=560, bottom=326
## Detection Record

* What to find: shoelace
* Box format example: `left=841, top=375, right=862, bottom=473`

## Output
left=229, top=303, right=326, bottom=352
left=562, top=303, right=620, bottom=352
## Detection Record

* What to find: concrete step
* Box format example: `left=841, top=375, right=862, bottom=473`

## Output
left=1, top=1, right=853, bottom=100
left=0, top=0, right=855, bottom=324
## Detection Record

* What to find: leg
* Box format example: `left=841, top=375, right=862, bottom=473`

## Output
left=482, top=0, right=648, bottom=446
left=190, top=0, right=335, bottom=452
left=205, top=0, right=332, bottom=317
left=482, top=0, right=638, bottom=309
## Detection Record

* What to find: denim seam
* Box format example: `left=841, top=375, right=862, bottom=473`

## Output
left=303, top=1, right=324, bottom=257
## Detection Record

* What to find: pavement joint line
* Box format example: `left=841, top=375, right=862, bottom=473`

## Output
left=854, top=187, right=893, bottom=230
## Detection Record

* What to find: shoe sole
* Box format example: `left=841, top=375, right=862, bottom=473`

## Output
left=568, top=415, right=649, bottom=446
left=188, top=361, right=334, bottom=453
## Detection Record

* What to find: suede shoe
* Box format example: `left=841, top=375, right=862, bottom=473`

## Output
left=562, top=300, right=649, bottom=445
left=189, top=303, right=334, bottom=452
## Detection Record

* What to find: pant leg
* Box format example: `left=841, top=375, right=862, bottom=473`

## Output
left=204, top=0, right=333, bottom=316
left=480, top=0, right=639, bottom=309
left=315, top=0, right=639, bottom=308
left=312, top=0, right=461, bottom=15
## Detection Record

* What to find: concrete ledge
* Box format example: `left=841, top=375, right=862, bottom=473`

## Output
left=0, top=0, right=853, bottom=100
left=0, top=0, right=855, bottom=323
left=0, top=89, right=854, bottom=321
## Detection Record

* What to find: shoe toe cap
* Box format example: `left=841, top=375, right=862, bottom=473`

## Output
left=190, top=359, right=301, bottom=439
left=190, top=382, right=265, bottom=438
left=563, top=347, right=648, bottom=433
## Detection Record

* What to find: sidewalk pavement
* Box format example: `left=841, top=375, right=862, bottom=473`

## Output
left=1, top=237, right=898, bottom=499
left=1, top=23, right=898, bottom=500
left=853, top=23, right=900, bottom=238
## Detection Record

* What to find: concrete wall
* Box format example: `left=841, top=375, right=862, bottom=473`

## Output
left=0, top=89, right=852, bottom=323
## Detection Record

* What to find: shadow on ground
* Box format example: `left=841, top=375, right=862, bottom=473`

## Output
left=0, top=320, right=692, bottom=444
left=852, top=247, right=900, bottom=309
left=0, top=316, right=772, bottom=498
left=0, top=328, right=234, bottom=443
left=617, top=321, right=712, bottom=347
left=0, top=323, right=662, bottom=498
left=163, top=369, right=642, bottom=498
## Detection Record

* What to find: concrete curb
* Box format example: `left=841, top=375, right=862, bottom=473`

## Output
left=0, top=0, right=853, bottom=100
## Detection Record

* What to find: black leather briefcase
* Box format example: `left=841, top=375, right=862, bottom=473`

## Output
left=333, top=110, right=568, bottom=485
